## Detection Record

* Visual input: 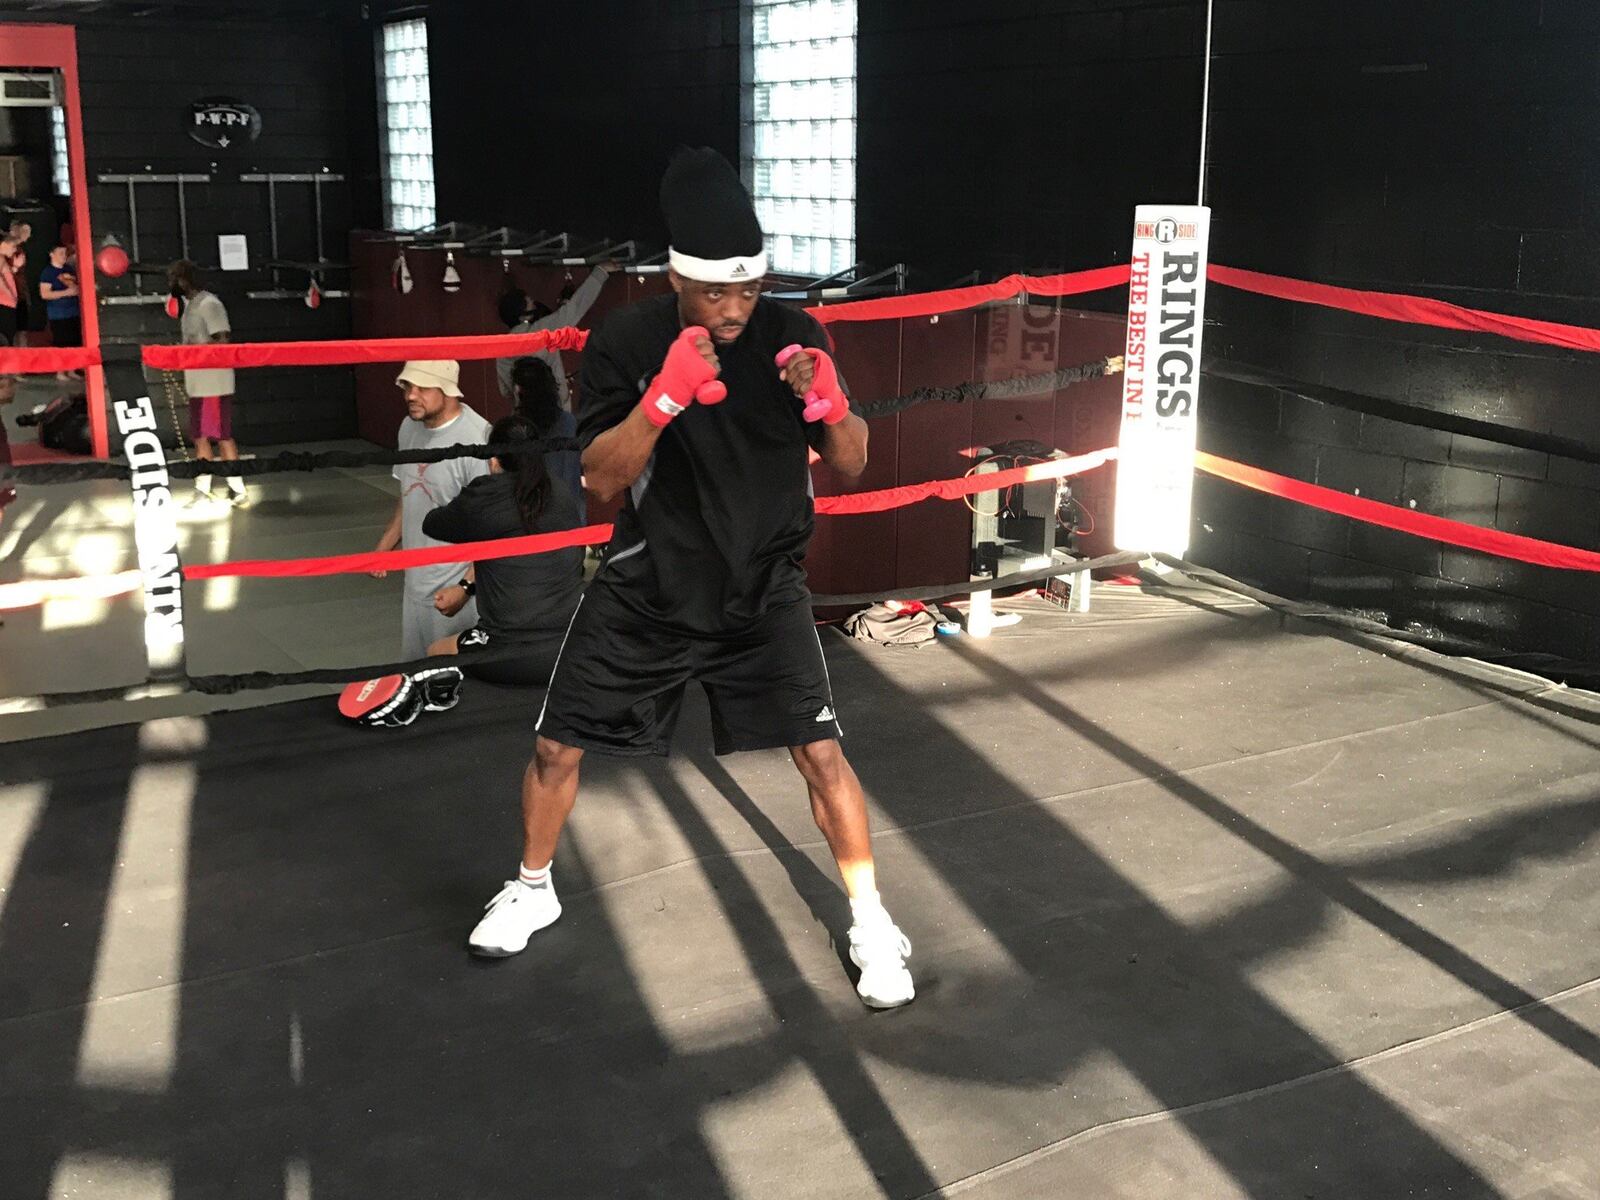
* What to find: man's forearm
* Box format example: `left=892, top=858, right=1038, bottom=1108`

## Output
left=817, top=412, right=868, bottom=478
left=377, top=502, right=403, bottom=551
left=582, top=407, right=665, bottom=503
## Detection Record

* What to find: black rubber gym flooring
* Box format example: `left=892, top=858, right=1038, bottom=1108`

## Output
left=3, top=584, right=1599, bottom=1198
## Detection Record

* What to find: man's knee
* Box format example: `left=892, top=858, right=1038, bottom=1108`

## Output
left=532, top=735, right=583, bottom=779
left=791, top=738, right=848, bottom=788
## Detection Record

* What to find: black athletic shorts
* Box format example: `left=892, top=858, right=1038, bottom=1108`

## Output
left=458, top=625, right=564, bottom=687
left=536, top=581, right=842, bottom=757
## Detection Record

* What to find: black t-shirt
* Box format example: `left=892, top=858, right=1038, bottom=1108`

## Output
left=578, top=294, right=839, bottom=634
left=422, top=473, right=584, bottom=637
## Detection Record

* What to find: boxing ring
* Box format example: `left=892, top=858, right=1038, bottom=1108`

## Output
left=2, top=259, right=1600, bottom=1198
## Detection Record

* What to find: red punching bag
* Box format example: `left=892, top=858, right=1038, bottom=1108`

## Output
left=95, top=242, right=130, bottom=278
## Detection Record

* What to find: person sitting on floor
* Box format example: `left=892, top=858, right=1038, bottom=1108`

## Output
left=421, top=412, right=585, bottom=687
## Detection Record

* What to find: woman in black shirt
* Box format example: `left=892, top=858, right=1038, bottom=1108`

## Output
left=510, top=355, right=584, bottom=521
left=422, top=413, right=584, bottom=686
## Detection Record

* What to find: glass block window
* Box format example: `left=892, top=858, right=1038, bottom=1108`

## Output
left=743, top=0, right=857, bottom=276
left=379, top=18, right=436, bottom=231
left=50, top=105, right=71, bottom=197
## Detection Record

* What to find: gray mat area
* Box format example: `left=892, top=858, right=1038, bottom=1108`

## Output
left=2, top=591, right=1598, bottom=1198
left=1, top=436, right=399, bottom=740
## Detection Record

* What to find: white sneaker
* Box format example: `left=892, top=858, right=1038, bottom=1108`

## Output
left=848, top=913, right=914, bottom=1008
left=227, top=487, right=251, bottom=508
left=468, top=880, right=562, bottom=957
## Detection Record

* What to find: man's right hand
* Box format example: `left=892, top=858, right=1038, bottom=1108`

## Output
left=639, top=326, right=728, bottom=427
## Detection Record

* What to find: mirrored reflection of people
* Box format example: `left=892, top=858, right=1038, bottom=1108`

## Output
left=495, top=261, right=617, bottom=411
left=169, top=260, right=249, bottom=507
left=0, top=227, right=31, bottom=519
left=466, top=148, right=915, bottom=1009
left=422, top=412, right=583, bottom=685
left=372, top=360, right=491, bottom=659
left=38, top=245, right=81, bottom=381
left=0, top=242, right=14, bottom=522
left=0, top=236, right=20, bottom=350
left=0, top=237, right=22, bottom=412
left=4, top=222, right=30, bottom=338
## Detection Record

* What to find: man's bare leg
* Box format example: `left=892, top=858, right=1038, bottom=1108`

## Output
left=522, top=736, right=583, bottom=870
left=791, top=739, right=876, bottom=897
left=791, top=739, right=914, bottom=1007
left=468, top=736, right=583, bottom=956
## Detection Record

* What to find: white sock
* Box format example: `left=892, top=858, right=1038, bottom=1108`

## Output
left=518, top=862, right=552, bottom=890
left=850, top=891, right=887, bottom=925
left=225, top=474, right=245, bottom=495
left=194, top=473, right=213, bottom=494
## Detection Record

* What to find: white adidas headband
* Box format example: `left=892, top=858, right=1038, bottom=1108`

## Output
left=668, top=247, right=768, bottom=283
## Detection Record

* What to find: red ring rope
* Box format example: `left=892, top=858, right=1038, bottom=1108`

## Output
left=1198, top=451, right=1600, bottom=572
left=122, top=262, right=1600, bottom=370
left=1207, top=265, right=1600, bottom=356
left=0, top=346, right=103, bottom=373
left=805, top=265, right=1133, bottom=325
left=812, top=447, right=1116, bottom=515
left=180, top=449, right=1119, bottom=581
left=183, top=524, right=612, bottom=581
left=140, top=326, right=589, bottom=371
left=15, top=447, right=1596, bottom=599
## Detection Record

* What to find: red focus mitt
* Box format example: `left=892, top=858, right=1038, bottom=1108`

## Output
left=775, top=344, right=849, bottom=425
left=640, top=326, right=727, bottom=427
left=338, top=674, right=423, bottom=728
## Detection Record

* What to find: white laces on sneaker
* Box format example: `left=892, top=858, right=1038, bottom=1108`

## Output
left=851, top=919, right=911, bottom=963
left=484, top=881, right=525, bottom=911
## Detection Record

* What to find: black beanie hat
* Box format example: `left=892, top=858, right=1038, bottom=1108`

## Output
left=662, top=146, right=767, bottom=282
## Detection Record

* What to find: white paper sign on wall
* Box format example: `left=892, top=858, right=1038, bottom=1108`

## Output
left=218, top=234, right=249, bottom=272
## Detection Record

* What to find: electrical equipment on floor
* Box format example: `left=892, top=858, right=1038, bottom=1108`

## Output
left=968, top=439, right=1093, bottom=580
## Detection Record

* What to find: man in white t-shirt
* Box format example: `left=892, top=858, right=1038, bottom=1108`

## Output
left=372, top=360, right=491, bottom=658
left=169, top=260, right=248, bottom=506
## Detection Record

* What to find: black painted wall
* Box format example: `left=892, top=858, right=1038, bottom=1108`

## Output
left=856, top=0, right=1204, bottom=284
left=70, top=9, right=378, bottom=445
left=421, top=0, right=742, bottom=251
left=409, top=0, right=1599, bottom=660
left=1197, top=0, right=1600, bottom=663
left=416, top=0, right=1204, bottom=284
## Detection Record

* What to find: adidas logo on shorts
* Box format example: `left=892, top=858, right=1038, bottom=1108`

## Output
left=815, top=706, right=836, bottom=723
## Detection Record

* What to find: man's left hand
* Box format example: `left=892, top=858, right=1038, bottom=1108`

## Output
left=778, top=346, right=815, bottom=398
left=776, top=345, right=850, bottom=424
left=434, top=585, right=469, bottom=617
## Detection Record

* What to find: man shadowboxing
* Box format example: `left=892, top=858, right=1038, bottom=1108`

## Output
left=467, top=147, right=914, bottom=1008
